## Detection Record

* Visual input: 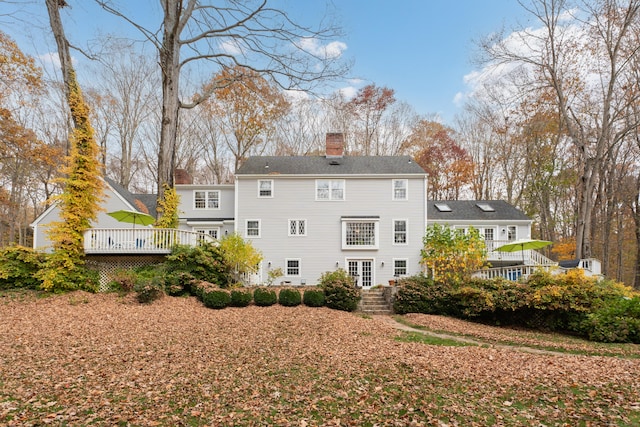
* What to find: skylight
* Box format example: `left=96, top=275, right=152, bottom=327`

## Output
left=477, top=203, right=495, bottom=212
left=434, top=203, right=452, bottom=212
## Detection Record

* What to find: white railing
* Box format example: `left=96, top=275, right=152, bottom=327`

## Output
left=485, top=240, right=556, bottom=265
left=83, top=228, right=214, bottom=254
left=473, top=264, right=557, bottom=281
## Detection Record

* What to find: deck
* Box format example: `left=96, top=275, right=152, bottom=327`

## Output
left=83, top=228, right=213, bottom=254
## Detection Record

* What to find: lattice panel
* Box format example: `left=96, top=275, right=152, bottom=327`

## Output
left=86, top=255, right=166, bottom=292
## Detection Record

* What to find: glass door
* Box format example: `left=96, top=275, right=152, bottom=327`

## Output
left=347, top=259, right=373, bottom=288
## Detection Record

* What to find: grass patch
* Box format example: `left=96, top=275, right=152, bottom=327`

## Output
left=395, top=331, right=476, bottom=347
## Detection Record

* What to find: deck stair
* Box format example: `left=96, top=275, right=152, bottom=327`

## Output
left=360, top=288, right=393, bottom=315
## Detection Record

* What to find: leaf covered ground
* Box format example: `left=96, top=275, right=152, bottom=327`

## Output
left=1, top=291, right=639, bottom=426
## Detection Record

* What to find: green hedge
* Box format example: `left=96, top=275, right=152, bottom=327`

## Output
left=0, top=246, right=45, bottom=290
left=303, top=289, right=325, bottom=307
left=254, top=288, right=277, bottom=307
left=230, top=288, right=253, bottom=307
left=278, top=288, right=302, bottom=307
left=202, top=289, right=231, bottom=309
left=319, top=269, right=360, bottom=312
left=393, top=270, right=638, bottom=342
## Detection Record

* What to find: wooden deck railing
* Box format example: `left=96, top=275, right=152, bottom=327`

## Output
left=83, top=228, right=214, bottom=254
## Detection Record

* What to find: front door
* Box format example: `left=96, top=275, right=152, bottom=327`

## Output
left=347, top=259, right=373, bottom=289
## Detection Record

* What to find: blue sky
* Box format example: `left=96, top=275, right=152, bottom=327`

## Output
left=2, top=1, right=533, bottom=124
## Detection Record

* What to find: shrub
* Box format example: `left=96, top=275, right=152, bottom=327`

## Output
left=303, top=289, right=325, bottom=307
left=278, top=288, right=302, bottom=307
left=579, top=297, right=640, bottom=343
left=0, top=246, right=45, bottom=290
left=202, top=289, right=231, bottom=309
left=107, top=268, right=138, bottom=293
left=230, top=288, right=253, bottom=307
left=165, top=243, right=230, bottom=287
left=134, top=275, right=165, bottom=304
left=164, top=271, right=195, bottom=296
left=319, top=269, right=360, bottom=312
left=393, top=275, right=452, bottom=315
left=254, top=287, right=277, bottom=306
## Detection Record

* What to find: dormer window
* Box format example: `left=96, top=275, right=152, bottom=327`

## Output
left=434, top=203, right=452, bottom=212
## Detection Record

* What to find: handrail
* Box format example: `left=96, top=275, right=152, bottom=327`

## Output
left=83, top=228, right=214, bottom=254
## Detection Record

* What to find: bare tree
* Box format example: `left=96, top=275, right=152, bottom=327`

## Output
left=96, top=0, right=348, bottom=203
left=479, top=0, right=640, bottom=259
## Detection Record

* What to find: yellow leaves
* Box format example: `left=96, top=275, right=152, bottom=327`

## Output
left=155, top=184, right=180, bottom=229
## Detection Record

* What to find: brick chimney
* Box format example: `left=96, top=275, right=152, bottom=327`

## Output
left=326, top=133, right=344, bottom=158
left=174, top=168, right=193, bottom=185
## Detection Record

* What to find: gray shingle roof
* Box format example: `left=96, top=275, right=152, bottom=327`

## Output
left=105, top=177, right=158, bottom=218
left=427, top=200, right=531, bottom=221
left=236, top=156, right=426, bottom=175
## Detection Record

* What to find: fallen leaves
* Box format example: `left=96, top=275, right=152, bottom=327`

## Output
left=0, top=291, right=638, bottom=426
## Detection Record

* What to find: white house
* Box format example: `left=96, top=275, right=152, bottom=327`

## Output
left=234, top=133, right=428, bottom=288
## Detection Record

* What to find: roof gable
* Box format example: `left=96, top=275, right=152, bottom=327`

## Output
left=236, top=155, right=426, bottom=176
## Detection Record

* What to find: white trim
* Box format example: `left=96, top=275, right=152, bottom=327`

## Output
left=392, top=179, right=408, bottom=201
left=341, top=218, right=379, bottom=250
left=285, top=258, right=301, bottom=277
left=257, top=179, right=274, bottom=198
left=245, top=219, right=261, bottom=238
left=193, top=189, right=220, bottom=210
left=393, top=258, right=408, bottom=277
left=345, top=258, right=375, bottom=288
left=392, top=219, right=408, bottom=245
left=287, top=219, right=307, bottom=236
left=192, top=227, right=220, bottom=240
left=315, top=179, right=345, bottom=201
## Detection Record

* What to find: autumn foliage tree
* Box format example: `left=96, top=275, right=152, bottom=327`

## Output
left=422, top=224, right=487, bottom=284
left=38, top=0, right=104, bottom=291
left=346, top=84, right=396, bottom=155
left=402, top=120, right=474, bottom=199
left=201, top=65, right=290, bottom=172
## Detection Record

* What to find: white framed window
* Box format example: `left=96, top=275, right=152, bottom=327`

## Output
left=194, top=190, right=220, bottom=209
left=258, top=180, right=273, bottom=197
left=507, top=225, right=517, bottom=241
left=393, top=259, right=408, bottom=277
left=483, top=227, right=495, bottom=241
left=342, top=218, right=379, bottom=250
left=245, top=219, right=261, bottom=238
left=316, top=179, right=345, bottom=201
left=288, top=219, right=307, bottom=236
left=286, top=259, right=301, bottom=276
left=392, top=179, right=408, bottom=200
left=194, top=228, right=219, bottom=241
left=393, top=219, right=408, bottom=244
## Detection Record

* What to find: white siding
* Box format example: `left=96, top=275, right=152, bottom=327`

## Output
left=236, top=176, right=426, bottom=286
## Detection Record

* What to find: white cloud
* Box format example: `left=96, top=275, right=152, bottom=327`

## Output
left=218, top=39, right=244, bottom=56
left=298, top=37, right=347, bottom=59
left=39, top=52, right=61, bottom=68
left=336, top=85, right=357, bottom=99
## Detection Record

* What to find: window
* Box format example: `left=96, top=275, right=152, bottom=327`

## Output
left=392, top=179, right=408, bottom=200
left=434, top=203, right=452, bottom=212
left=246, top=220, right=261, bottom=238
left=194, top=190, right=219, bottom=209
left=288, top=219, right=306, bottom=236
left=483, top=227, right=494, bottom=241
left=342, top=218, right=379, bottom=249
left=194, top=228, right=219, bottom=240
left=258, top=180, right=273, bottom=197
left=316, top=179, right=345, bottom=200
left=393, top=220, right=407, bottom=244
left=394, top=259, right=408, bottom=277
left=507, top=226, right=517, bottom=241
left=477, top=203, right=495, bottom=212
left=286, top=259, right=301, bottom=276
